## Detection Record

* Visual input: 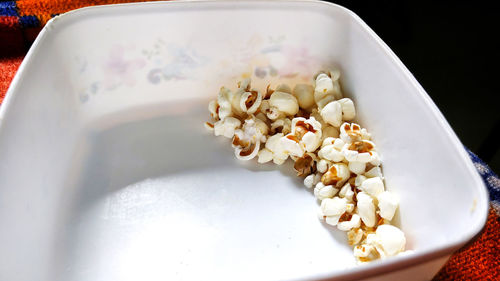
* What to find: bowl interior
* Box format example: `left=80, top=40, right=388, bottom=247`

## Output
left=0, top=1, right=488, bottom=281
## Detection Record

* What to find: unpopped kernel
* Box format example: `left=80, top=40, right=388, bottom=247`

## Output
left=206, top=71, right=407, bottom=263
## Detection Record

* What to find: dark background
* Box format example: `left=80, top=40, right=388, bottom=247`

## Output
left=330, top=1, right=500, bottom=173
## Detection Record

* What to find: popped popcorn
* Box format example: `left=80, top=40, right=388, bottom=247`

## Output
left=294, top=153, right=317, bottom=177
left=320, top=100, right=342, bottom=127
left=317, top=159, right=331, bottom=173
left=304, top=173, right=321, bottom=189
left=217, top=87, right=234, bottom=120
left=279, top=117, right=323, bottom=158
left=339, top=182, right=355, bottom=203
left=340, top=122, right=365, bottom=143
left=318, top=138, right=345, bottom=162
left=337, top=98, right=356, bottom=121
left=269, top=91, right=299, bottom=116
left=292, top=84, right=315, bottom=110
left=321, top=163, right=350, bottom=188
left=232, top=117, right=267, bottom=161
left=355, top=174, right=367, bottom=187
left=322, top=125, right=340, bottom=139
left=314, top=73, right=336, bottom=109
left=367, top=225, right=406, bottom=258
left=261, top=133, right=289, bottom=165
left=314, top=182, right=338, bottom=200
left=377, top=191, right=399, bottom=220
left=342, top=139, right=377, bottom=163
left=346, top=203, right=355, bottom=213
left=354, top=243, right=378, bottom=262
left=365, top=166, right=383, bottom=179
left=257, top=148, right=273, bottom=164
left=321, top=197, right=348, bottom=226
left=213, top=117, right=241, bottom=138
left=275, top=84, right=292, bottom=94
left=270, top=118, right=292, bottom=135
left=347, top=228, right=364, bottom=245
left=360, top=177, right=385, bottom=198
left=338, top=214, right=361, bottom=231
left=348, top=161, right=366, bottom=175
left=208, top=100, right=218, bottom=119
left=356, top=192, right=376, bottom=227
left=205, top=70, right=407, bottom=263
left=239, top=90, right=262, bottom=114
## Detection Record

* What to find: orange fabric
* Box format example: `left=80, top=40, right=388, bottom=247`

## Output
left=0, top=16, right=20, bottom=29
left=433, top=208, right=500, bottom=281
left=16, top=0, right=159, bottom=21
left=0, top=56, right=23, bottom=104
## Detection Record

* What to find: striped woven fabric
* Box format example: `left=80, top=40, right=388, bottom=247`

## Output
left=0, top=0, right=162, bottom=54
left=1, top=1, right=499, bottom=280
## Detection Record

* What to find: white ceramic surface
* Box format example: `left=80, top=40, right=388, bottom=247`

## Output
left=0, top=1, right=489, bottom=281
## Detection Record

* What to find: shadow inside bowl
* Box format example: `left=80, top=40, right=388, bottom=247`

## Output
left=53, top=100, right=355, bottom=281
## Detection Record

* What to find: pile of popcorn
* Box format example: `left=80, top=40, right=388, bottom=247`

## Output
left=205, top=70, right=406, bottom=262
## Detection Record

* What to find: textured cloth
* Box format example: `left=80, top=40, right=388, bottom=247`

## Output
left=1, top=0, right=162, bottom=55
left=1, top=1, right=499, bottom=280
left=0, top=56, right=22, bottom=104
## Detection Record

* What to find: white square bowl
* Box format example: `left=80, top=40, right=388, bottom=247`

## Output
left=0, top=1, right=489, bottom=281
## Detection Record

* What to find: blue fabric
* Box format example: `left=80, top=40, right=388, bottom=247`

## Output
left=18, top=15, right=39, bottom=28
left=0, top=1, right=17, bottom=17
left=467, top=148, right=500, bottom=214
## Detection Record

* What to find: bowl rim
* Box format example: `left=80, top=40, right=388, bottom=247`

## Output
left=0, top=0, right=490, bottom=280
